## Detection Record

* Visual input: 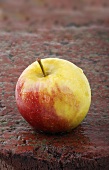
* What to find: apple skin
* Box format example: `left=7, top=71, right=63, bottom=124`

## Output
left=15, top=58, right=91, bottom=133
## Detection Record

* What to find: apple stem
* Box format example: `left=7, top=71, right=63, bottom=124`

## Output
left=37, top=58, right=46, bottom=77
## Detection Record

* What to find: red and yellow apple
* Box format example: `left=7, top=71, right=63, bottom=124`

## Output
left=15, top=58, right=91, bottom=133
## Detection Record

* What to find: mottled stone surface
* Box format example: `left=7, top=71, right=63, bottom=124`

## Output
left=0, top=0, right=109, bottom=32
left=0, top=0, right=109, bottom=170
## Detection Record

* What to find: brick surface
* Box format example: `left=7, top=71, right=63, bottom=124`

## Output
left=0, top=0, right=109, bottom=170
left=0, top=0, right=109, bottom=31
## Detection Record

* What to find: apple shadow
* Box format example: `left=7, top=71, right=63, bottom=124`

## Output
left=33, top=124, right=91, bottom=150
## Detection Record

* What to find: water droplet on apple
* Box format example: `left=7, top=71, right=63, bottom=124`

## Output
left=43, top=95, right=50, bottom=103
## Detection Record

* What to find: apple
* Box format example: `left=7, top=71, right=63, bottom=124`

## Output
left=15, top=58, right=91, bottom=133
